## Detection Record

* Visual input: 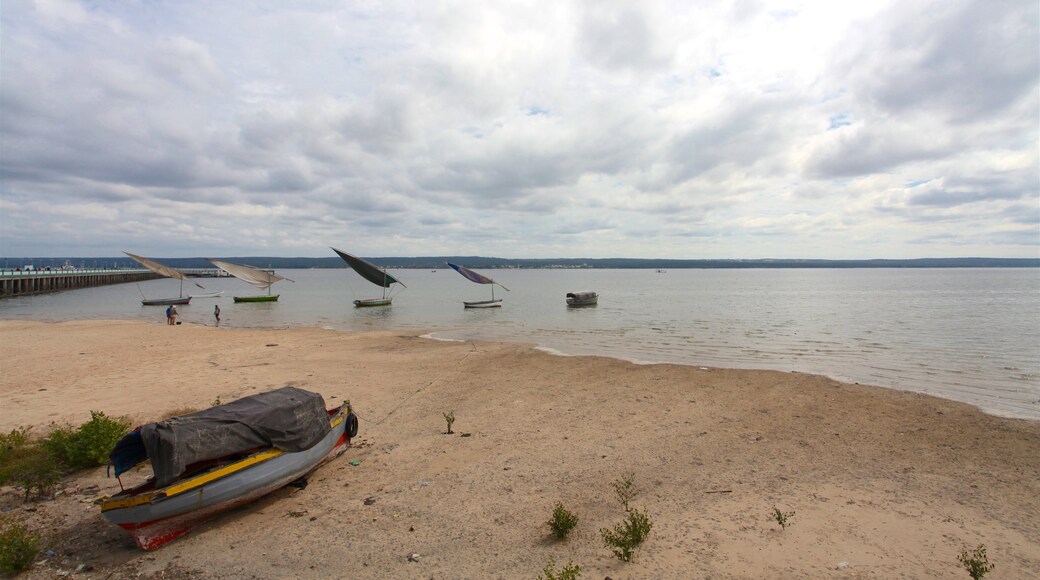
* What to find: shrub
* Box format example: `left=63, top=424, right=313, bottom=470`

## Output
left=546, top=502, right=579, bottom=539
left=538, top=554, right=581, bottom=580
left=600, top=507, right=653, bottom=562
left=958, top=544, right=995, bottom=580
left=0, top=517, right=40, bottom=575
left=0, top=428, right=61, bottom=501
left=43, top=411, right=132, bottom=469
left=611, top=473, right=640, bottom=512
left=442, top=411, right=455, bottom=434
left=772, top=506, right=795, bottom=530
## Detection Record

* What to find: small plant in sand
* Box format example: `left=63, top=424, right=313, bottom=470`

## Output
left=211, top=396, right=222, bottom=407
left=772, top=506, right=795, bottom=530
left=611, top=472, right=640, bottom=512
left=600, top=474, right=652, bottom=562
left=957, top=544, right=995, bottom=580
left=442, top=411, right=455, bottom=434
left=0, top=517, right=40, bottom=575
left=1, top=427, right=61, bottom=501
left=600, top=507, right=653, bottom=562
left=546, top=502, right=579, bottom=539
left=538, top=554, right=581, bottom=580
left=43, top=410, right=132, bottom=469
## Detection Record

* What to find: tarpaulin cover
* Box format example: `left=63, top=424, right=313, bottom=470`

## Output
left=110, top=386, right=330, bottom=487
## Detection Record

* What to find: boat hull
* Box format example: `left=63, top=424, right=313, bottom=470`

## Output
left=354, top=298, right=391, bottom=307
left=464, top=299, right=502, bottom=308
left=566, top=291, right=598, bottom=307
left=233, top=295, right=279, bottom=303
left=141, top=297, right=191, bottom=306
left=101, top=405, right=353, bottom=550
left=189, top=291, right=224, bottom=299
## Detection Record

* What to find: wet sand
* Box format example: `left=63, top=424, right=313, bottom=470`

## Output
left=1, top=320, right=1038, bottom=578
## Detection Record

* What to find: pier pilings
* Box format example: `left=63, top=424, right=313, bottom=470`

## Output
left=0, top=269, right=162, bottom=298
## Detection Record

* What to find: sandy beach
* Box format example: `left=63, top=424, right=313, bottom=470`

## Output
left=1, top=319, right=1038, bottom=578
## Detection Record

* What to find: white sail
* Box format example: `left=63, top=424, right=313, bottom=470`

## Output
left=124, top=252, right=204, bottom=289
left=207, top=259, right=291, bottom=290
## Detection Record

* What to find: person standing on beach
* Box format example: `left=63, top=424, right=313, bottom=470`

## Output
left=166, top=305, right=173, bottom=325
left=214, top=304, right=220, bottom=323
left=170, top=305, right=178, bottom=325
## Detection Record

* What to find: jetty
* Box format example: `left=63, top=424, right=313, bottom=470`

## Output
left=0, top=268, right=226, bottom=298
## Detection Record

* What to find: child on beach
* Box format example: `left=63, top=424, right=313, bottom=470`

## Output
left=170, top=305, right=178, bottom=325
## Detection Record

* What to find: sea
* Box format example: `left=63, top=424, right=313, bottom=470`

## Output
left=1, top=267, right=1038, bottom=421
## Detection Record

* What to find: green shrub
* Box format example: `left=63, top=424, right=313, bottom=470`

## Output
left=546, top=502, right=579, bottom=539
left=600, top=507, right=653, bottom=562
left=43, top=411, right=132, bottom=469
left=538, top=554, right=581, bottom=580
left=611, top=473, right=640, bottom=512
left=958, top=544, right=994, bottom=580
left=772, top=506, right=795, bottom=530
left=0, top=517, right=40, bottom=575
left=0, top=428, right=61, bottom=501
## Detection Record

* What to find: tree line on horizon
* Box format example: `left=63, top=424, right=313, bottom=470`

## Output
left=4, top=256, right=1038, bottom=270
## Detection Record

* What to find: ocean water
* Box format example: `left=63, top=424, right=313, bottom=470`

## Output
left=2, top=268, right=1037, bottom=420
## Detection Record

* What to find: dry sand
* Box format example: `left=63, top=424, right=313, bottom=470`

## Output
left=1, top=319, right=1038, bottom=579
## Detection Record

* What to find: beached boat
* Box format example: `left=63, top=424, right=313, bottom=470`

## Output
left=331, top=247, right=405, bottom=307
left=125, top=252, right=204, bottom=306
left=566, top=291, right=598, bottom=307
left=101, top=387, right=357, bottom=550
left=207, top=259, right=293, bottom=303
left=448, top=262, right=509, bottom=308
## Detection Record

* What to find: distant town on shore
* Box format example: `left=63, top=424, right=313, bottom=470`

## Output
left=4, top=256, right=1038, bottom=271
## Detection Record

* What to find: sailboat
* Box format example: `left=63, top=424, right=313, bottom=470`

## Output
left=207, top=259, right=293, bottom=303
left=330, top=247, right=405, bottom=307
left=447, top=262, right=510, bottom=308
left=124, top=252, right=204, bottom=306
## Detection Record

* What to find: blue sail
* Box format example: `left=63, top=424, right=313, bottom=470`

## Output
left=447, top=263, right=509, bottom=290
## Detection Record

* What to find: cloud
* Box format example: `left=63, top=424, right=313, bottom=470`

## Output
left=0, top=0, right=1036, bottom=259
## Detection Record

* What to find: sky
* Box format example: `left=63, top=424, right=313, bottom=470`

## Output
left=1, top=0, right=1037, bottom=259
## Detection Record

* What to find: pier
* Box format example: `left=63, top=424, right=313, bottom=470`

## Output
left=0, top=268, right=227, bottom=298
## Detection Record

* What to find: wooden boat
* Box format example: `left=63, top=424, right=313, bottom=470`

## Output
left=208, top=259, right=292, bottom=303
left=233, top=295, right=279, bottom=303
left=566, top=291, right=598, bottom=307
left=141, top=296, right=191, bottom=306
left=353, top=298, right=392, bottom=307
left=331, top=247, right=405, bottom=307
left=188, top=291, right=224, bottom=299
left=125, top=252, right=204, bottom=306
left=101, top=387, right=357, bottom=550
left=448, top=262, right=509, bottom=308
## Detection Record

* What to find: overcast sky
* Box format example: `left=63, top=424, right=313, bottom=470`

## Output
left=1, top=0, right=1037, bottom=259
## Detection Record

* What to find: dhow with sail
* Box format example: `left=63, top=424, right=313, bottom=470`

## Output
left=331, top=247, right=405, bottom=307
left=447, top=262, right=509, bottom=308
left=207, top=259, right=293, bottom=302
left=124, top=252, right=204, bottom=306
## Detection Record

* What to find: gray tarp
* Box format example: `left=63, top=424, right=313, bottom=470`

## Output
left=139, top=386, right=331, bottom=487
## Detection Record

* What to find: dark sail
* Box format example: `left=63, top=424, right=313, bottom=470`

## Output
left=330, top=247, right=402, bottom=288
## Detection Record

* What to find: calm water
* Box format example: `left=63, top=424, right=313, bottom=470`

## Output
left=2, top=268, right=1038, bottom=420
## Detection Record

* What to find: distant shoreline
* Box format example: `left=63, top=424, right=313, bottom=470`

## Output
left=4, top=256, right=1039, bottom=271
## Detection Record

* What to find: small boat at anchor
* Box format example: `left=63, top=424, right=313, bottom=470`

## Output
left=331, top=247, right=405, bottom=307
left=447, top=262, right=510, bottom=308
left=124, top=252, right=205, bottom=306
left=188, top=291, right=224, bottom=299
left=101, top=387, right=357, bottom=550
left=566, top=291, right=598, bottom=307
left=207, top=259, right=293, bottom=303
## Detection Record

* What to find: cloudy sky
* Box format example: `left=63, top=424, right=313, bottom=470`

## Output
left=1, top=0, right=1037, bottom=259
